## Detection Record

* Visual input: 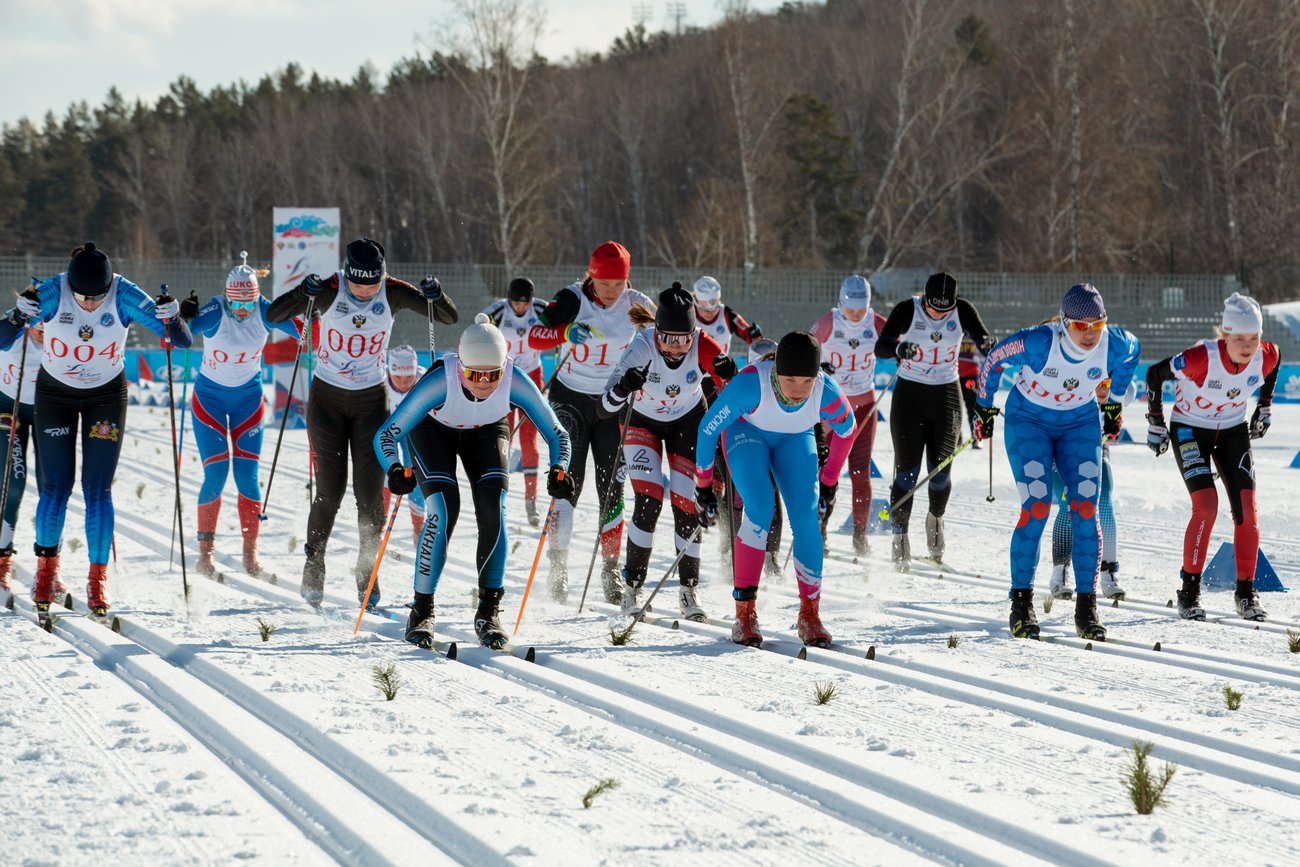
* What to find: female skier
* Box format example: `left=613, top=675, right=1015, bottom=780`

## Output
left=179, top=257, right=301, bottom=577
left=973, top=283, right=1140, bottom=641
left=374, top=314, right=571, bottom=648
left=1145, top=292, right=1280, bottom=622
left=811, top=275, right=888, bottom=557
left=266, top=237, right=457, bottom=607
left=0, top=319, right=44, bottom=593
left=381, top=345, right=427, bottom=547
left=875, top=272, right=992, bottom=567
left=599, top=284, right=735, bottom=620
left=527, top=241, right=654, bottom=604
left=482, top=277, right=549, bottom=526
left=3, top=242, right=192, bottom=617
left=691, top=275, right=763, bottom=355
left=694, top=331, right=857, bottom=647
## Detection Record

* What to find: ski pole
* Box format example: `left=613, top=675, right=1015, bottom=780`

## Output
left=631, top=525, right=703, bottom=623
left=354, top=481, right=409, bottom=634
left=160, top=284, right=190, bottom=607
left=514, top=494, right=559, bottom=635
left=879, top=437, right=976, bottom=521
left=305, top=314, right=315, bottom=507
left=0, top=282, right=35, bottom=530
left=577, top=400, right=635, bottom=614
left=261, top=297, right=315, bottom=521
left=170, top=344, right=191, bottom=568
left=985, top=434, right=995, bottom=503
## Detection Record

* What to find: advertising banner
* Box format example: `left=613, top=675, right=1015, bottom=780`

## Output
left=270, top=207, right=340, bottom=427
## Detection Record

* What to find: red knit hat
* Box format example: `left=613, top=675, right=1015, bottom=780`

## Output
left=588, top=241, right=631, bottom=281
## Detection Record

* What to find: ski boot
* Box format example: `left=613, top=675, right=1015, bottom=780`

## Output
left=891, top=531, right=911, bottom=572
left=301, top=547, right=326, bottom=608
left=796, top=596, right=832, bottom=648
left=33, top=552, right=60, bottom=625
left=620, top=568, right=646, bottom=619
left=852, top=526, right=870, bottom=558
left=678, top=581, right=706, bottom=622
left=547, top=548, right=568, bottom=603
left=405, top=593, right=436, bottom=648
left=731, top=591, right=762, bottom=647
left=356, top=569, right=380, bottom=612
left=524, top=498, right=540, bottom=528
left=1234, top=579, right=1267, bottom=622
left=1176, top=569, right=1206, bottom=621
left=196, top=536, right=217, bottom=577
left=1073, top=592, right=1107, bottom=641
left=237, top=496, right=265, bottom=577
left=474, top=587, right=509, bottom=649
left=601, top=557, right=623, bottom=605
left=925, top=512, right=945, bottom=561
left=86, top=564, right=110, bottom=619
left=1048, top=563, right=1073, bottom=600
left=0, top=545, right=13, bottom=593
left=1098, top=561, right=1126, bottom=601
left=1009, top=588, right=1040, bottom=639
left=763, top=550, right=782, bottom=579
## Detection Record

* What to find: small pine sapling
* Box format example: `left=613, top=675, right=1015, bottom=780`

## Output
left=136, top=482, right=146, bottom=499
left=372, top=663, right=401, bottom=701
left=288, top=535, right=298, bottom=553
left=68, top=538, right=82, bottom=553
left=813, top=680, right=839, bottom=705
left=257, top=618, right=279, bottom=643
left=581, top=778, right=621, bottom=809
left=946, top=633, right=961, bottom=649
left=1123, top=740, right=1177, bottom=814
left=1222, top=685, right=1244, bottom=711
left=609, top=622, right=636, bottom=646
left=1287, top=629, right=1300, bottom=654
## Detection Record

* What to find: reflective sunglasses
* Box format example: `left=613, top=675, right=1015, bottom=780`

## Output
left=462, top=366, right=504, bottom=384
left=657, top=331, right=693, bottom=347
left=1063, top=316, right=1107, bottom=333
left=73, top=291, right=105, bottom=305
left=228, top=299, right=257, bottom=311
left=695, top=298, right=721, bottom=313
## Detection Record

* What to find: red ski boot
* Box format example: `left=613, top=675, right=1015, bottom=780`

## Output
left=86, top=563, right=110, bottom=617
left=0, top=546, right=12, bottom=593
left=33, top=554, right=60, bottom=605
left=238, top=496, right=264, bottom=577
left=731, top=597, right=763, bottom=647
left=196, top=539, right=217, bottom=576
left=796, top=596, right=832, bottom=648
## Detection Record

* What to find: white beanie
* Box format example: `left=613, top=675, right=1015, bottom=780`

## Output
left=458, top=313, right=507, bottom=368
left=387, top=345, right=418, bottom=377
left=839, top=275, right=870, bottom=311
left=1221, top=292, right=1263, bottom=334
left=693, top=276, right=722, bottom=304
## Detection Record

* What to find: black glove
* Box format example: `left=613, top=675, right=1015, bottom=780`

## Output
left=746, top=323, right=762, bottom=340
left=973, top=404, right=999, bottom=441
left=613, top=364, right=649, bottom=398
left=180, top=291, right=200, bottom=321
left=547, top=466, right=573, bottom=500
left=387, top=463, right=416, bottom=495
left=1100, top=400, right=1124, bottom=440
left=980, top=335, right=996, bottom=354
left=419, top=275, right=442, bottom=301
left=1250, top=406, right=1272, bottom=440
left=818, top=480, right=837, bottom=521
left=820, top=361, right=836, bottom=376
left=695, top=484, right=719, bottom=528
left=815, top=424, right=830, bottom=466
left=297, top=273, right=325, bottom=298
left=712, top=353, right=737, bottom=379
left=12, top=287, right=40, bottom=324
left=1146, top=414, right=1170, bottom=456
left=895, top=341, right=921, bottom=361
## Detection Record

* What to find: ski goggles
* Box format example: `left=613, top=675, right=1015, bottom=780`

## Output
left=656, top=331, right=693, bottom=347
left=694, top=298, right=721, bottom=313
left=1062, top=316, right=1107, bottom=333
left=228, top=299, right=257, bottom=312
left=462, top=365, right=504, bottom=384
left=72, top=291, right=107, bottom=306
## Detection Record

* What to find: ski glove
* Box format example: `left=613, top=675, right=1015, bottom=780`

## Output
left=564, top=322, right=594, bottom=345
left=419, top=275, right=442, bottom=301
left=895, top=341, right=922, bottom=361
left=297, top=273, right=325, bottom=298
left=1100, top=400, right=1124, bottom=440
left=746, top=323, right=762, bottom=340
left=820, top=361, right=836, bottom=376
left=1250, top=405, right=1272, bottom=440
left=815, top=424, right=830, bottom=466
left=14, top=290, right=40, bottom=322
left=546, top=466, right=573, bottom=500
left=712, top=353, right=738, bottom=380
left=818, top=481, right=837, bottom=520
left=387, top=463, right=417, bottom=496
left=695, top=484, right=719, bottom=528
left=180, top=291, right=200, bottom=321
left=973, top=404, right=999, bottom=441
left=612, top=364, right=649, bottom=399
left=1146, top=414, right=1170, bottom=456
left=154, top=291, right=179, bottom=321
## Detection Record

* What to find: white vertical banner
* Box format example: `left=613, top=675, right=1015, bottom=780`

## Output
left=269, top=207, right=340, bottom=427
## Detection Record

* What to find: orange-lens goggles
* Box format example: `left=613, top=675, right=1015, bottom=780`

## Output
left=657, top=331, right=693, bottom=347
left=462, top=366, right=504, bottom=383
left=1063, top=317, right=1107, bottom=333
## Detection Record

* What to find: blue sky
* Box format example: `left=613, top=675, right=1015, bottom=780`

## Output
left=0, top=0, right=781, bottom=127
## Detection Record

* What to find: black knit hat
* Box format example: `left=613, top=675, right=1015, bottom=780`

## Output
left=655, top=282, right=697, bottom=334
left=775, top=331, right=821, bottom=377
left=67, top=242, right=113, bottom=297
left=344, top=237, right=385, bottom=285
left=508, top=277, right=535, bottom=303
left=924, top=271, right=958, bottom=312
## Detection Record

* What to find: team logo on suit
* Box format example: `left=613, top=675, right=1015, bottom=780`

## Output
left=848, top=338, right=860, bottom=349
left=1227, top=387, right=1241, bottom=399
left=352, top=314, right=367, bottom=328
left=666, top=384, right=681, bottom=398
left=930, top=331, right=943, bottom=342
left=78, top=325, right=94, bottom=342
left=100, top=313, right=115, bottom=327
left=1063, top=377, right=1079, bottom=391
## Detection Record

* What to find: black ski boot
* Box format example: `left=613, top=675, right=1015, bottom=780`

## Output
left=601, top=557, right=623, bottom=605
left=1234, top=579, right=1267, bottom=622
left=852, top=526, right=870, bottom=558
left=356, top=569, right=380, bottom=612
left=525, top=498, right=540, bottom=528
left=1177, top=569, right=1206, bottom=621
left=891, top=531, right=911, bottom=572
left=301, top=547, right=326, bottom=608
left=474, top=587, right=508, bottom=649
left=1009, top=588, right=1040, bottom=639
left=1073, top=592, right=1107, bottom=641
left=406, top=593, right=436, bottom=648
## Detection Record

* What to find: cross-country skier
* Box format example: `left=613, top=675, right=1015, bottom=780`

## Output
left=811, top=275, right=888, bottom=557
left=179, top=259, right=301, bottom=578
left=875, top=272, right=992, bottom=568
left=691, top=275, right=763, bottom=355
left=742, top=337, right=786, bottom=577
left=482, top=277, right=549, bottom=527
left=2, top=242, right=192, bottom=617
left=374, top=314, right=571, bottom=649
left=266, top=237, right=457, bottom=608
left=694, top=331, right=857, bottom=647
left=0, top=319, right=44, bottom=593
left=1145, top=292, right=1280, bottom=622
left=381, top=345, right=427, bottom=546
left=973, top=283, right=1140, bottom=641
left=598, top=283, right=736, bottom=620
left=526, top=241, right=653, bottom=604
left=958, top=337, right=985, bottom=447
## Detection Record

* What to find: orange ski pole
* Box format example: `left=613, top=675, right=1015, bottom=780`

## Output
left=514, top=495, right=559, bottom=635
left=354, top=474, right=410, bottom=634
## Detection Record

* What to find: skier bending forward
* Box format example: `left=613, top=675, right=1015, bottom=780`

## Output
left=374, top=314, right=571, bottom=649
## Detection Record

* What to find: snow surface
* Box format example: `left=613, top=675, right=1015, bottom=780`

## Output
left=3, top=398, right=1300, bottom=865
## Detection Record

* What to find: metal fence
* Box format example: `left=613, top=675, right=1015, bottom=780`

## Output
left=2, top=256, right=1288, bottom=360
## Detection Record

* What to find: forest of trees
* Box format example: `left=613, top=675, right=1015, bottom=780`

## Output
left=1, top=0, right=1297, bottom=297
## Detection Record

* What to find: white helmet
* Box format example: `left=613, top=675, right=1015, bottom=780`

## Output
left=838, top=275, right=870, bottom=312
left=458, top=313, right=508, bottom=369
left=693, top=275, right=722, bottom=313
left=747, top=337, right=778, bottom=365
left=387, top=345, right=419, bottom=377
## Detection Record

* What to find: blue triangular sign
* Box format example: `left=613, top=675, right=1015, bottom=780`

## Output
left=871, top=459, right=882, bottom=478
left=1290, top=449, right=1300, bottom=468
left=837, top=497, right=894, bottom=534
left=1117, top=428, right=1134, bottom=443
left=1202, top=542, right=1287, bottom=592
left=509, top=447, right=522, bottom=474
left=877, top=409, right=886, bottom=423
